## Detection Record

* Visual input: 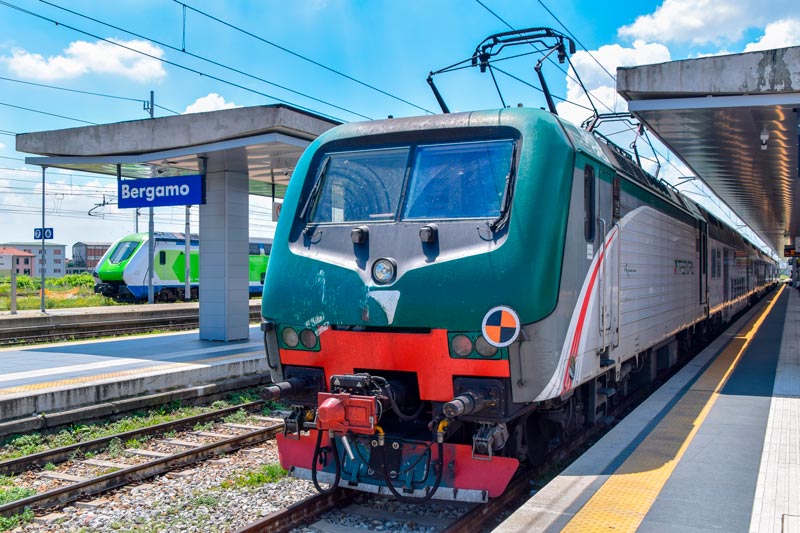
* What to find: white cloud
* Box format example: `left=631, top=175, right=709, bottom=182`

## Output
left=2, top=39, right=166, bottom=82
left=556, top=40, right=671, bottom=127
left=744, top=18, right=800, bottom=52
left=183, top=93, right=240, bottom=114
left=618, top=0, right=796, bottom=46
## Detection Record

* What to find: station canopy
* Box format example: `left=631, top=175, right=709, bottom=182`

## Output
left=17, top=104, right=340, bottom=199
left=617, top=46, right=800, bottom=256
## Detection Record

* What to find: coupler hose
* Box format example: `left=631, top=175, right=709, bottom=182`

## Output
left=311, top=429, right=341, bottom=495
left=381, top=440, right=444, bottom=502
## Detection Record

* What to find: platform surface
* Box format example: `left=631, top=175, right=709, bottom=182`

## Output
left=0, top=325, right=266, bottom=421
left=497, top=284, right=798, bottom=532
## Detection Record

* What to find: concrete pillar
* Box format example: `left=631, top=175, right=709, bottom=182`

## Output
left=199, top=170, right=249, bottom=341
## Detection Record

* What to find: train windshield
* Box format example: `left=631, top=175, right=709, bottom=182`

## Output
left=108, top=241, right=139, bottom=264
left=402, top=140, right=514, bottom=220
left=308, top=139, right=515, bottom=224
left=309, top=148, right=409, bottom=224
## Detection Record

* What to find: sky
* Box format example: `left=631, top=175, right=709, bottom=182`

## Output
left=0, top=0, right=798, bottom=257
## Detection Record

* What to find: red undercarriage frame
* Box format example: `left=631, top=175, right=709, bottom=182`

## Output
left=276, top=328, right=519, bottom=498
left=276, top=431, right=518, bottom=498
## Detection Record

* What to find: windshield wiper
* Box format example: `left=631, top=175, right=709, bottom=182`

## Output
left=299, top=156, right=331, bottom=220
left=489, top=142, right=518, bottom=233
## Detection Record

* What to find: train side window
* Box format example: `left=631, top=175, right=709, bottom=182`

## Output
left=584, top=165, right=595, bottom=242
left=711, top=247, right=717, bottom=278
left=249, top=243, right=260, bottom=255
left=159, top=251, right=166, bottom=265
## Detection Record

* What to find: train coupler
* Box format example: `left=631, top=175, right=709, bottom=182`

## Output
left=283, top=406, right=313, bottom=439
left=472, top=423, right=509, bottom=460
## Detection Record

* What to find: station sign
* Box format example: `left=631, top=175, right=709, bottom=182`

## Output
left=785, top=245, right=798, bottom=257
left=34, top=227, right=54, bottom=240
left=118, top=174, right=205, bottom=209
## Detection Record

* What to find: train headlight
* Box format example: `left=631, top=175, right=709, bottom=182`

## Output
left=282, top=327, right=299, bottom=348
left=475, top=336, right=499, bottom=357
left=372, top=258, right=396, bottom=284
left=299, top=328, right=317, bottom=349
left=451, top=335, right=474, bottom=357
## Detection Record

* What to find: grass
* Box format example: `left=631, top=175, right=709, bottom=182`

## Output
left=0, top=393, right=263, bottom=462
left=0, top=479, right=36, bottom=530
left=0, top=509, right=34, bottom=531
left=0, top=485, right=36, bottom=505
left=0, top=282, right=121, bottom=311
left=220, top=463, right=287, bottom=489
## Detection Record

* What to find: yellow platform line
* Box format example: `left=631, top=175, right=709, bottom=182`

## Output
left=0, top=351, right=263, bottom=395
left=562, top=285, right=784, bottom=532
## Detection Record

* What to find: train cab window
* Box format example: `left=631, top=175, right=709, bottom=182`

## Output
left=309, top=148, right=409, bottom=224
left=264, top=244, right=272, bottom=255
left=249, top=243, right=261, bottom=255
left=402, top=140, right=514, bottom=220
left=584, top=165, right=595, bottom=242
left=108, top=241, right=139, bottom=264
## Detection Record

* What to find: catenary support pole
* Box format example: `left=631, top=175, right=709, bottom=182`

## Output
left=148, top=207, right=154, bottom=304
left=185, top=206, right=191, bottom=301
left=147, top=90, right=155, bottom=304
left=40, top=166, right=46, bottom=313
left=10, top=259, right=17, bottom=315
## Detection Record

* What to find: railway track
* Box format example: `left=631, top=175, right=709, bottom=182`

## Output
left=232, top=349, right=681, bottom=533
left=0, top=303, right=261, bottom=346
left=0, top=401, right=282, bottom=519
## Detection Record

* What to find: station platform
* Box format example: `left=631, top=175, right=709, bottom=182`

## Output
left=0, top=323, right=268, bottom=435
left=498, top=283, right=796, bottom=533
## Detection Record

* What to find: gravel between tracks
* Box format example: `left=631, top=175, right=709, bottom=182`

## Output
left=12, top=440, right=319, bottom=533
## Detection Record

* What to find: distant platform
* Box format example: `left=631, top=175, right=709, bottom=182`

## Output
left=0, top=325, right=267, bottom=430
left=497, top=285, right=796, bottom=532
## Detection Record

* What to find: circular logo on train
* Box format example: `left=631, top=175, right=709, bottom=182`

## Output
left=481, top=306, right=521, bottom=348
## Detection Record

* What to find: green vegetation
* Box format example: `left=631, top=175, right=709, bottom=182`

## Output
left=0, top=393, right=262, bottom=461
left=0, top=483, right=36, bottom=530
left=220, top=463, right=287, bottom=489
left=0, top=273, right=119, bottom=311
left=0, top=509, right=34, bottom=531
left=223, top=409, right=249, bottom=424
left=190, top=492, right=221, bottom=507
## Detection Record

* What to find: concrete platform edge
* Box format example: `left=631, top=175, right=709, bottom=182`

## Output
left=0, top=357, right=267, bottom=424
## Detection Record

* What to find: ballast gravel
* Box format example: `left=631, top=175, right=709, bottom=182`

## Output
left=12, top=440, right=319, bottom=533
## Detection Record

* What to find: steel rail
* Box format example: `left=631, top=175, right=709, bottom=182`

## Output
left=232, top=489, right=358, bottom=533
left=0, top=422, right=282, bottom=517
left=0, top=401, right=276, bottom=516
left=0, top=401, right=265, bottom=477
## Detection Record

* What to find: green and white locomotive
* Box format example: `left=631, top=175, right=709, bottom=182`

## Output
left=94, top=232, right=271, bottom=302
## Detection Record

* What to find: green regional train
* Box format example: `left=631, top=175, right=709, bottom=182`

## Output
left=93, top=232, right=271, bottom=302
left=259, top=106, right=777, bottom=501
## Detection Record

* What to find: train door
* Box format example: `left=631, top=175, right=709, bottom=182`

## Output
left=699, top=220, right=708, bottom=306
left=592, top=165, right=618, bottom=351
left=723, top=248, right=730, bottom=302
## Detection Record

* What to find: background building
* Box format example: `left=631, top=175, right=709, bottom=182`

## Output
left=1, top=242, right=68, bottom=278
left=0, top=247, right=35, bottom=277
left=70, top=242, right=111, bottom=274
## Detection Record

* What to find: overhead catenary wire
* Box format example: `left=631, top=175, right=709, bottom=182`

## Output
left=0, top=100, right=98, bottom=125
left=35, top=0, right=372, bottom=121
left=537, top=0, right=617, bottom=83
left=0, top=0, right=349, bottom=123
left=0, top=75, right=182, bottom=116
left=174, top=0, right=434, bottom=115
left=473, top=0, right=606, bottom=114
